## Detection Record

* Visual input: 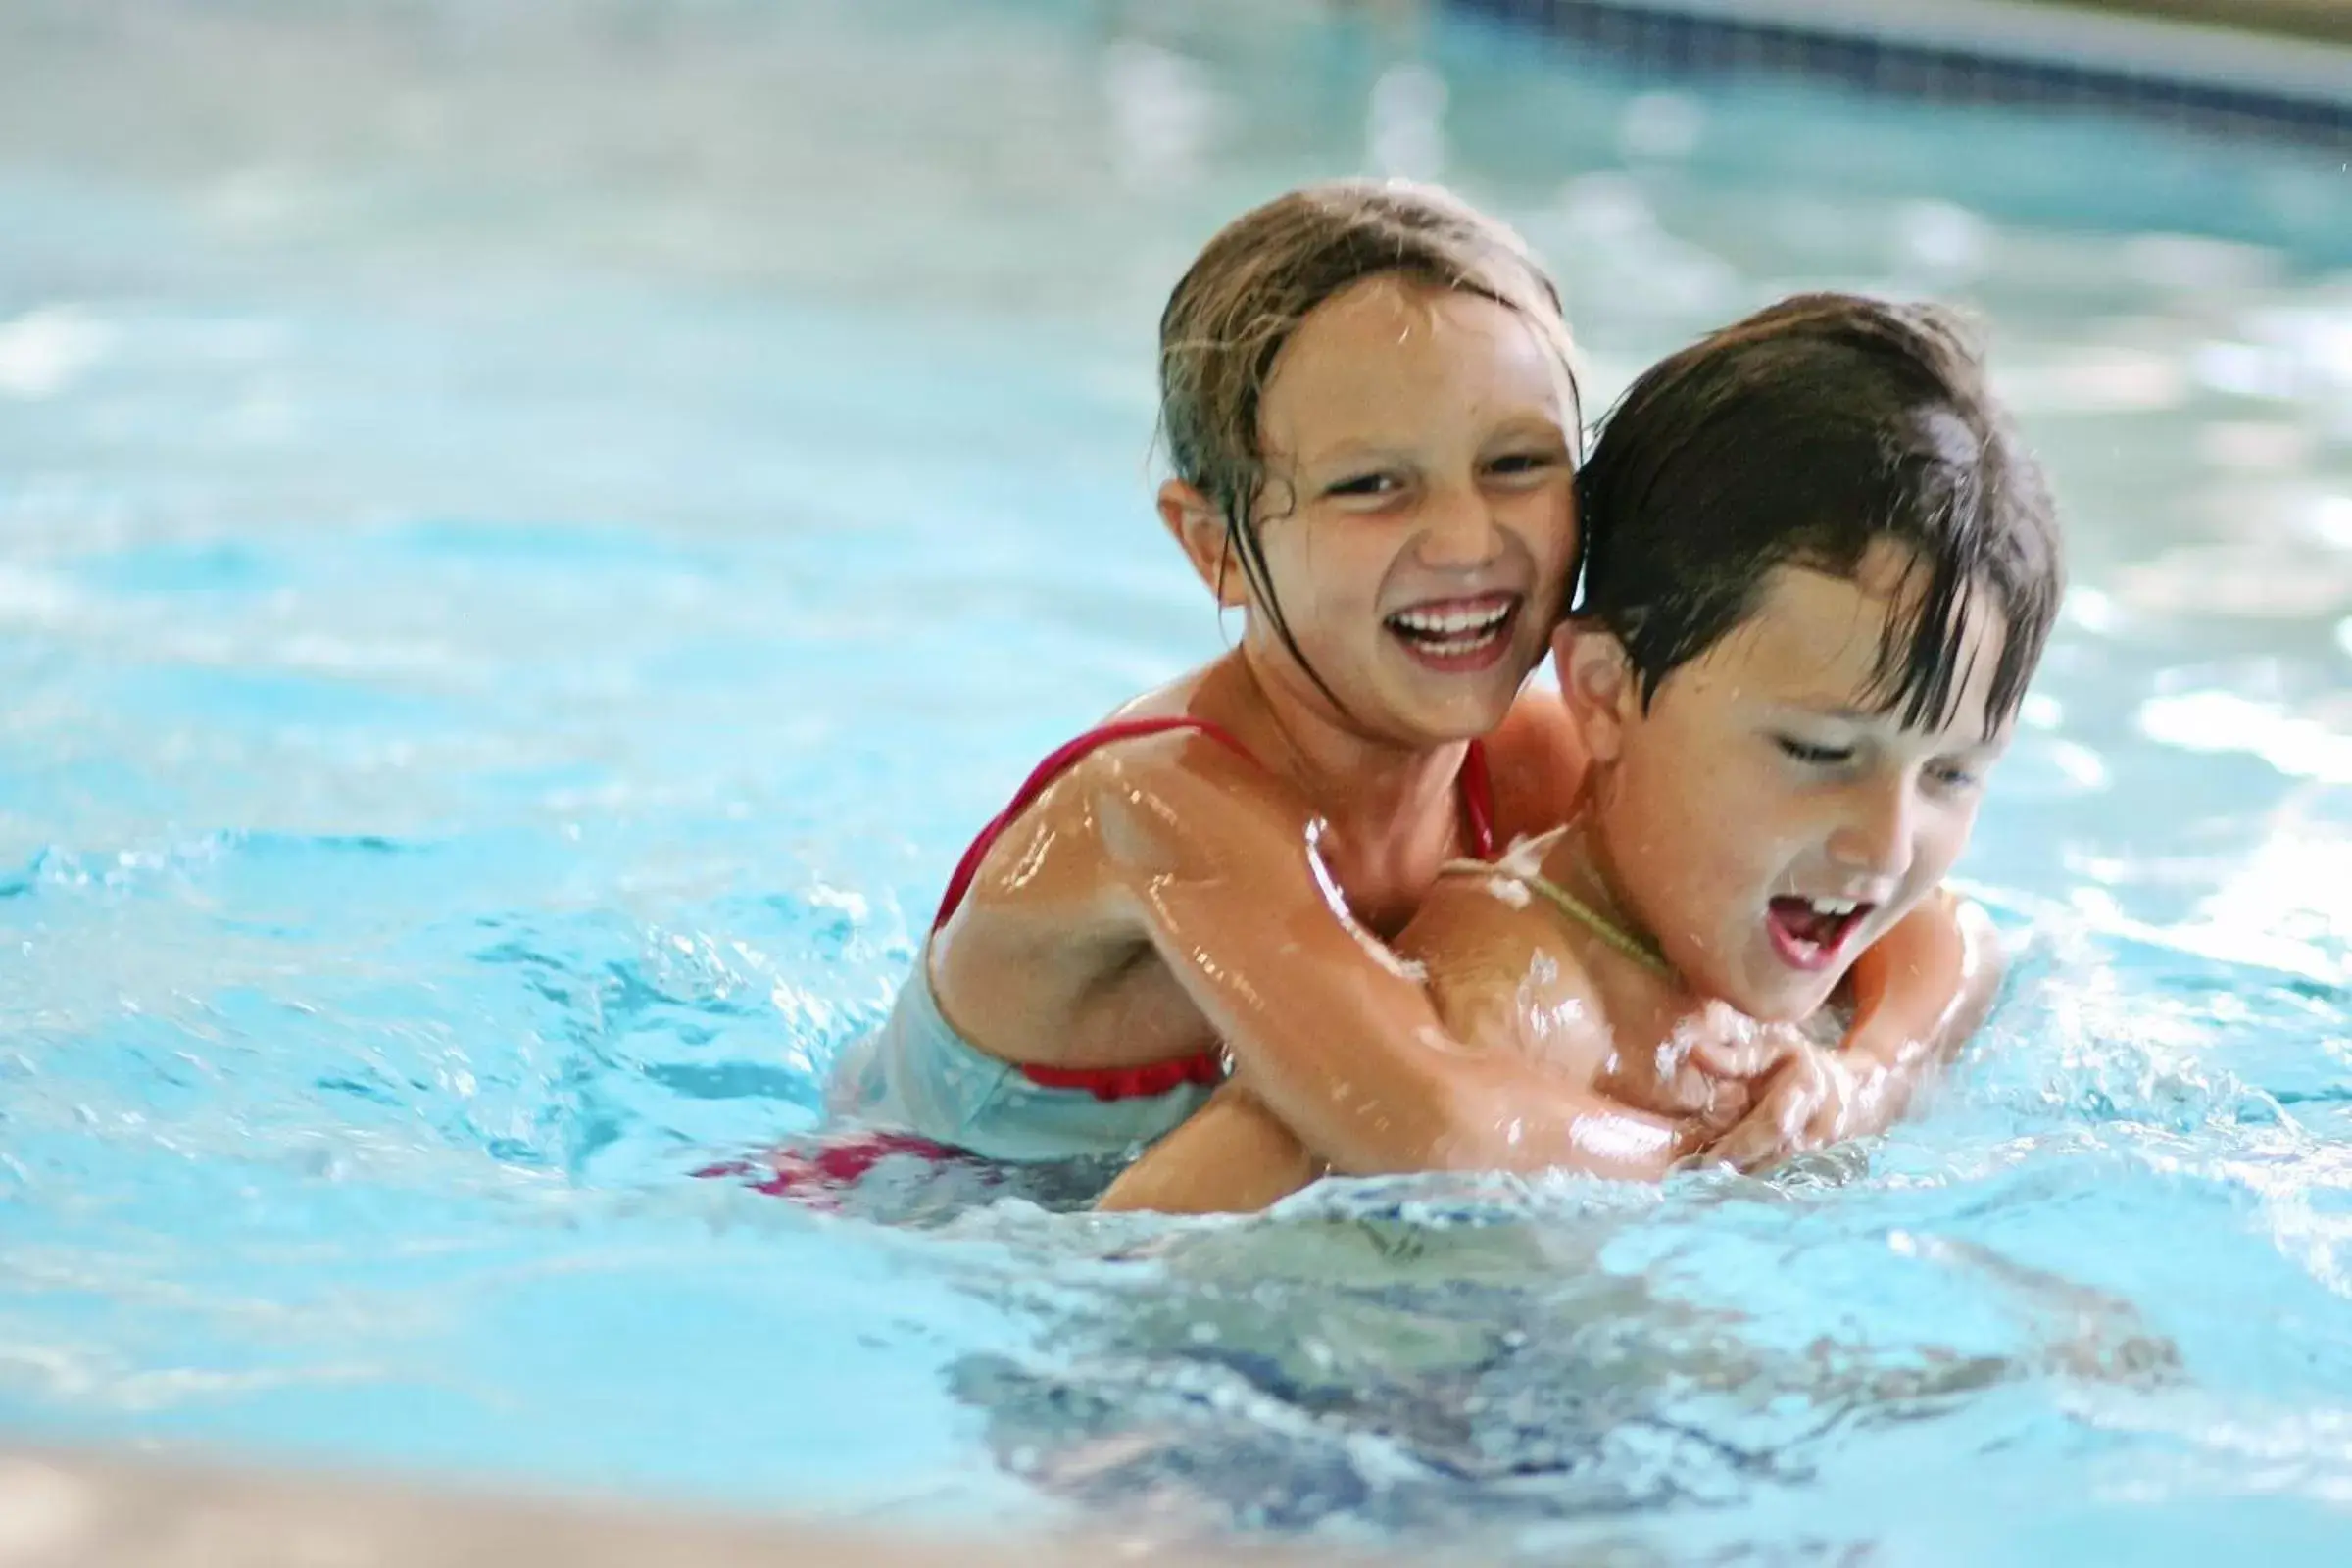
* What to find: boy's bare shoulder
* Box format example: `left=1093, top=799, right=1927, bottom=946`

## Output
left=1396, top=831, right=1606, bottom=1066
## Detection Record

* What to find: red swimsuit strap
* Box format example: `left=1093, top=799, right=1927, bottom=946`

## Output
left=1460, top=736, right=1496, bottom=860
left=932, top=721, right=1497, bottom=1103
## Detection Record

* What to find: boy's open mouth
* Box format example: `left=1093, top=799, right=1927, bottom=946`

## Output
left=1384, top=593, right=1520, bottom=673
left=1765, top=895, right=1875, bottom=971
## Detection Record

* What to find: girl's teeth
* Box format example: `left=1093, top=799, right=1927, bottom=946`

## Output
left=1390, top=605, right=1510, bottom=636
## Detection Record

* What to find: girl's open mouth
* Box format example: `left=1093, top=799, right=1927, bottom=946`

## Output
left=1765, top=894, right=1875, bottom=971
left=1383, top=593, right=1520, bottom=673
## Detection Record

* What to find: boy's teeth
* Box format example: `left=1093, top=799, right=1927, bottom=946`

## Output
left=1768, top=894, right=1874, bottom=961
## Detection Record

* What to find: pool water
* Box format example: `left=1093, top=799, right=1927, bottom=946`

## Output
left=3, top=0, right=2350, bottom=1559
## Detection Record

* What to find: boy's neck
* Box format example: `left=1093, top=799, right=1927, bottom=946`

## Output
left=1538, top=812, right=1677, bottom=988
left=1537, top=811, right=1853, bottom=1042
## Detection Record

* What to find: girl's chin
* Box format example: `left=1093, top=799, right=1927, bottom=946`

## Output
left=1395, top=710, right=1513, bottom=749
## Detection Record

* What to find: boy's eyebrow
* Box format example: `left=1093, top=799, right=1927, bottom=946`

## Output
left=1761, top=698, right=1883, bottom=723
left=1765, top=697, right=2005, bottom=744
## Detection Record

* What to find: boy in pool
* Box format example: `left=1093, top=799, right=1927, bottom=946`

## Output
left=823, top=185, right=1986, bottom=1181
left=1101, top=294, right=2059, bottom=1211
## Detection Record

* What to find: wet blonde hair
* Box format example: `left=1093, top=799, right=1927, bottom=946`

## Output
left=1157, top=179, right=1581, bottom=691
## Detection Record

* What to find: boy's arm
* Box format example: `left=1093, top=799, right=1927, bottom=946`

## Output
left=1836, top=890, right=2005, bottom=1130
left=1700, top=892, right=2003, bottom=1169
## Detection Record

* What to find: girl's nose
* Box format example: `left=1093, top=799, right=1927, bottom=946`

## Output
left=1416, top=482, right=1503, bottom=571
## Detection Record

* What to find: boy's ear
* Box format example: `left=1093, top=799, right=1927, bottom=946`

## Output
left=1158, top=480, right=1248, bottom=609
left=1559, top=620, right=1637, bottom=764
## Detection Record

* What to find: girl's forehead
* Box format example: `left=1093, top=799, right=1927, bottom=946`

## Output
left=1261, top=284, right=1567, bottom=449
left=1288, top=288, right=1544, bottom=384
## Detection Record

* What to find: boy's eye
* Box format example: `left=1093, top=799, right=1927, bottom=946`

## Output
left=1774, top=736, right=1853, bottom=766
left=1927, top=760, right=1983, bottom=792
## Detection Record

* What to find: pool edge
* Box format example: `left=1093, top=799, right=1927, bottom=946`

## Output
left=1446, top=0, right=2352, bottom=145
left=0, top=1444, right=1372, bottom=1567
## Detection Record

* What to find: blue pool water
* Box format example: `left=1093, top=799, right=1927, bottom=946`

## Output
left=3, top=1, right=2351, bottom=1559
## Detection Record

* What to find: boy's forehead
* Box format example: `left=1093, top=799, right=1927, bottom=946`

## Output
left=1709, top=553, right=2009, bottom=730
left=1709, top=566, right=1890, bottom=697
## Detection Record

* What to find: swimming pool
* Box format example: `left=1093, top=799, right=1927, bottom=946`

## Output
left=2, top=0, right=2349, bottom=1558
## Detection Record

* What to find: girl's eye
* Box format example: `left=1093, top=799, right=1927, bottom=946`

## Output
left=1488, top=451, right=1563, bottom=479
left=1326, top=472, right=1401, bottom=499
left=1775, top=736, right=1853, bottom=766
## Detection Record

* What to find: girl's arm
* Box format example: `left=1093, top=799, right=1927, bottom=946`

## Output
left=1094, top=1087, right=1322, bottom=1214
left=1091, top=751, right=1625, bottom=1174
left=1086, top=749, right=1703, bottom=1176
left=1038, top=719, right=1984, bottom=1181
left=1101, top=883, right=1712, bottom=1212
left=1099, top=869, right=1704, bottom=1211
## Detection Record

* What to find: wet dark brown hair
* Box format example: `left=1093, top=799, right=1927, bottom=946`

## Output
left=1575, top=293, right=2063, bottom=735
left=1158, top=179, right=1580, bottom=694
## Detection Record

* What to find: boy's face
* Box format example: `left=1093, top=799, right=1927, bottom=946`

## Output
left=1568, top=540, right=2015, bottom=1023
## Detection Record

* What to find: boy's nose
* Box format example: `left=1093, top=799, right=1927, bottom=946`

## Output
left=1826, top=780, right=1915, bottom=881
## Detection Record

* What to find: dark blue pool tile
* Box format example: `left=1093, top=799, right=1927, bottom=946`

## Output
left=1446, top=0, right=2352, bottom=149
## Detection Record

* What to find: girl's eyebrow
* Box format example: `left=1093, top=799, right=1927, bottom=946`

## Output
left=1484, top=413, right=1571, bottom=440
left=1298, top=441, right=1410, bottom=470
left=1296, top=415, right=1569, bottom=473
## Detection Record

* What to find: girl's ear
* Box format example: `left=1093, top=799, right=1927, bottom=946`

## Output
left=1158, top=481, right=1248, bottom=608
left=1559, top=621, right=1637, bottom=764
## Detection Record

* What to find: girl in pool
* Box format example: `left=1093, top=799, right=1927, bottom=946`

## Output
left=825, top=182, right=1987, bottom=1177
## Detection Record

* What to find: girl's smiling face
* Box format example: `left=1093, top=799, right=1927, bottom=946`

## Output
left=1173, top=273, right=1580, bottom=747
left=1567, top=541, right=2014, bottom=1022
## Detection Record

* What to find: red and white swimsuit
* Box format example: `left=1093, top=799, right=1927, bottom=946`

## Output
left=823, top=718, right=1495, bottom=1161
